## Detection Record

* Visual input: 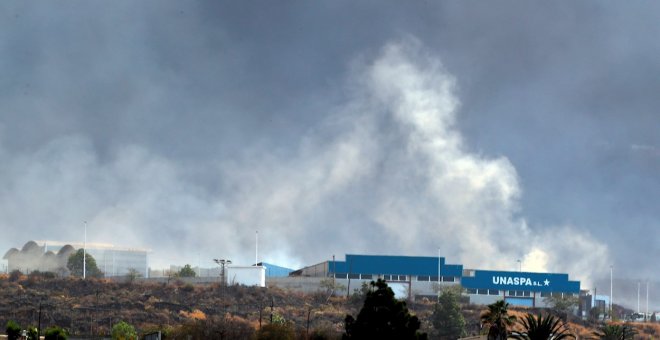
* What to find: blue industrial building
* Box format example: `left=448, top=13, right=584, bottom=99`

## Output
left=295, top=254, right=581, bottom=307
left=258, top=262, right=295, bottom=277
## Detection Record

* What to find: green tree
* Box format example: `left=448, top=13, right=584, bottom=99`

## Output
left=67, top=249, right=103, bottom=278
left=111, top=321, right=137, bottom=340
left=343, top=279, right=427, bottom=339
left=6, top=320, right=21, bottom=340
left=481, top=300, right=516, bottom=340
left=510, top=313, right=575, bottom=340
left=591, top=324, right=636, bottom=340
left=178, top=264, right=197, bottom=277
left=432, top=287, right=466, bottom=339
left=44, top=326, right=67, bottom=340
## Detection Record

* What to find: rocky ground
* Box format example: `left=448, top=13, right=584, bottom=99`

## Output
left=0, top=272, right=658, bottom=339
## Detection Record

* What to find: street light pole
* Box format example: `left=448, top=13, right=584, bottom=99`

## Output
left=214, top=259, right=232, bottom=286
left=638, top=281, right=641, bottom=313
left=83, top=221, right=87, bottom=279
left=646, top=281, right=649, bottom=321
left=610, top=265, right=613, bottom=320
left=214, top=258, right=232, bottom=314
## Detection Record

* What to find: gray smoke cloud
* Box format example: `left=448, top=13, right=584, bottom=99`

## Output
left=1, top=38, right=608, bottom=286
left=1, top=2, right=658, bottom=310
left=214, top=39, right=610, bottom=284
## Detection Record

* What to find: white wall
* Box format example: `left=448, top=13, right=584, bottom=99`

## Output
left=226, top=266, right=265, bottom=287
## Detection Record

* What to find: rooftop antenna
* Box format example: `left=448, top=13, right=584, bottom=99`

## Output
left=255, top=230, right=258, bottom=266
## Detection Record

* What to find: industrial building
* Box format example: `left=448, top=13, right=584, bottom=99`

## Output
left=3, top=240, right=149, bottom=278
left=289, top=254, right=581, bottom=307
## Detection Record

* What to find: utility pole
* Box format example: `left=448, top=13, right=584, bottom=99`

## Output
left=37, top=298, right=43, bottom=339
left=332, top=254, right=336, bottom=296
left=438, top=249, right=441, bottom=303
left=594, top=287, right=599, bottom=319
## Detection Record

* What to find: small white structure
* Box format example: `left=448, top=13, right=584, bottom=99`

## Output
left=226, top=265, right=266, bottom=287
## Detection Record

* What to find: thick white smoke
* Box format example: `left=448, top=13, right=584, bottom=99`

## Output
left=0, top=39, right=609, bottom=285
left=215, top=39, right=609, bottom=284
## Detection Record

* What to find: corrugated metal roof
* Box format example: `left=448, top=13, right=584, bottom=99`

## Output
left=329, top=254, right=463, bottom=276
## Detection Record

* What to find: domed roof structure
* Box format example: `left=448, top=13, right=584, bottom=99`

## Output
left=2, top=248, right=19, bottom=260
left=21, top=241, right=41, bottom=254
left=57, top=245, right=75, bottom=257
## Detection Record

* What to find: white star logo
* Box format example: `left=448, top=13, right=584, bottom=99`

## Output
left=544, top=279, right=550, bottom=286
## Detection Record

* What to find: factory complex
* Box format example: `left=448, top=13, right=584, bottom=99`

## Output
left=4, top=241, right=583, bottom=309
left=280, top=254, right=580, bottom=308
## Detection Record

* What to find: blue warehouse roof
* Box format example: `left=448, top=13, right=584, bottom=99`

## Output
left=326, top=254, right=580, bottom=294
left=258, top=262, right=295, bottom=277
left=329, top=254, right=463, bottom=277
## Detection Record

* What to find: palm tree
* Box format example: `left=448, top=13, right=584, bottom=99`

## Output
left=509, top=313, right=575, bottom=340
left=591, top=324, right=636, bottom=340
left=481, top=300, right=516, bottom=340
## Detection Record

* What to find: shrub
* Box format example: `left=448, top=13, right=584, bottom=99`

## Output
left=169, top=315, right=255, bottom=339
left=44, top=326, right=68, bottom=340
left=111, top=321, right=137, bottom=340
left=6, top=320, right=21, bottom=340
left=256, top=323, right=296, bottom=340
left=27, top=326, right=38, bottom=340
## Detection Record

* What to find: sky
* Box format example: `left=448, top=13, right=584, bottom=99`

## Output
left=1, top=2, right=658, bottom=309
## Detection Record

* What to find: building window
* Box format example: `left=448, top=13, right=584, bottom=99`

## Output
left=334, top=273, right=347, bottom=279
left=382, top=275, right=392, bottom=281
left=417, top=276, right=430, bottom=281
left=361, top=274, right=373, bottom=280
left=348, top=273, right=360, bottom=279
left=466, top=288, right=477, bottom=294
left=540, top=291, right=551, bottom=297
left=430, top=276, right=439, bottom=281
left=488, top=289, right=500, bottom=295
left=477, top=289, right=488, bottom=295
left=442, top=276, right=455, bottom=282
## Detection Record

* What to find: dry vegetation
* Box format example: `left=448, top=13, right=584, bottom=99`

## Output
left=0, top=273, right=656, bottom=339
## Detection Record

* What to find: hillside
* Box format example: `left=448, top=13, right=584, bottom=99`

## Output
left=0, top=273, right=658, bottom=339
